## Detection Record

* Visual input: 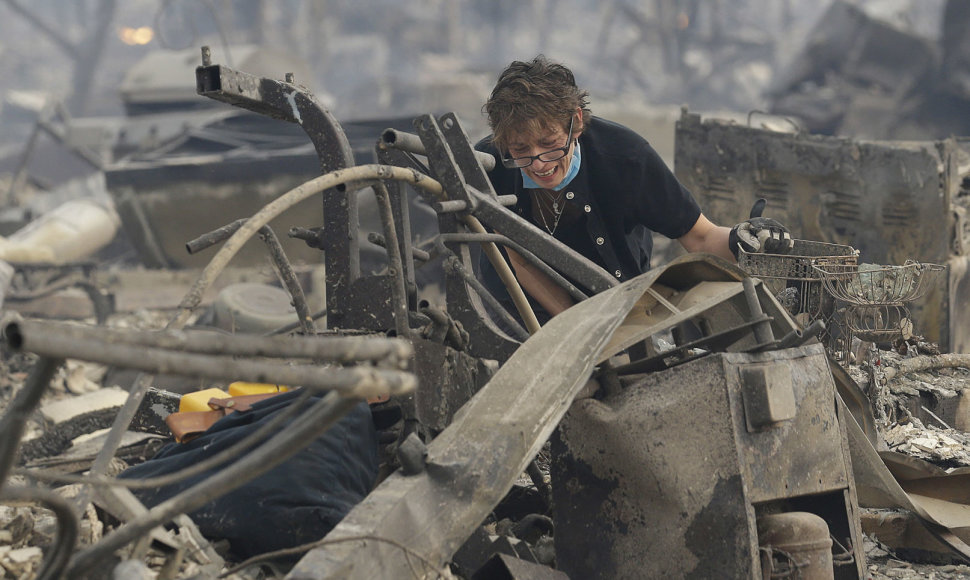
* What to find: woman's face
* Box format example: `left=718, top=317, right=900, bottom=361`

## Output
left=506, top=118, right=577, bottom=189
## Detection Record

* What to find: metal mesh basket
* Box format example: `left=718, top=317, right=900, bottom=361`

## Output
left=738, top=239, right=858, bottom=364
left=843, top=304, right=915, bottom=343
left=812, top=261, right=945, bottom=306
left=738, top=239, right=859, bottom=320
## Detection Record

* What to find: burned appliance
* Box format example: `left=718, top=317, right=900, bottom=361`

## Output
left=553, top=343, right=865, bottom=579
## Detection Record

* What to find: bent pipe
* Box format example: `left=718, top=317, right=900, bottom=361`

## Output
left=2, top=317, right=412, bottom=366
left=380, top=128, right=496, bottom=171
left=0, top=486, right=78, bottom=580
left=0, top=356, right=62, bottom=485
left=3, top=320, right=415, bottom=401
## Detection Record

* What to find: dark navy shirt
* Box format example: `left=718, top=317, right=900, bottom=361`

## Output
left=476, top=116, right=702, bottom=286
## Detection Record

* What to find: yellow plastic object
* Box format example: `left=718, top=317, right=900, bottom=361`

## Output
left=227, top=382, right=289, bottom=397
left=178, top=388, right=231, bottom=413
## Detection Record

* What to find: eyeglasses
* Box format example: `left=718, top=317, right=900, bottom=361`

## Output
left=501, top=116, right=575, bottom=169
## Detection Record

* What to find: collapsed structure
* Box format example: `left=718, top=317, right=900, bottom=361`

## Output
left=2, top=40, right=970, bottom=580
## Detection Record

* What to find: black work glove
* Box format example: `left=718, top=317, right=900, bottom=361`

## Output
left=728, top=198, right=793, bottom=259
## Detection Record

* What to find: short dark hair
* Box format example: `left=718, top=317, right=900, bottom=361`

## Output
left=483, top=55, right=591, bottom=152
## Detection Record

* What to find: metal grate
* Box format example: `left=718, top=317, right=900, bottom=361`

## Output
left=738, top=239, right=859, bottom=363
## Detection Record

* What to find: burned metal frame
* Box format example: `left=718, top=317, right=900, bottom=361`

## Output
left=186, top=218, right=316, bottom=335
left=0, top=317, right=417, bottom=577
left=0, top=50, right=893, bottom=578
left=6, top=263, right=114, bottom=324
left=289, top=254, right=845, bottom=578
left=188, top=53, right=871, bottom=578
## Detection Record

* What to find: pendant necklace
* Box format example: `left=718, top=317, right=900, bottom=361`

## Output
left=535, top=189, right=564, bottom=235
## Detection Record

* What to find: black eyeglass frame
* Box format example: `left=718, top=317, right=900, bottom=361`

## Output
left=501, top=116, right=576, bottom=169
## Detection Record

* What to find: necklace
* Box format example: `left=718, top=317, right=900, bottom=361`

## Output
left=534, top=189, right=564, bottom=234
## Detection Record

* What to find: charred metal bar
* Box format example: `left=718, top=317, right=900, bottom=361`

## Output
left=3, top=318, right=411, bottom=365
left=374, top=143, right=427, bottom=308
left=442, top=255, right=530, bottom=342
left=380, top=127, right=496, bottom=171
left=743, top=277, right=775, bottom=346
left=613, top=318, right=771, bottom=375
left=184, top=218, right=247, bottom=254
left=196, top=52, right=358, bottom=333
left=0, top=356, right=62, bottom=485
left=439, top=233, right=590, bottom=302
left=4, top=322, right=416, bottom=399
left=373, top=181, right=411, bottom=339
left=22, top=343, right=412, bottom=398
left=256, top=226, right=316, bottom=336
left=196, top=50, right=354, bottom=175
left=775, top=320, right=826, bottom=350
left=186, top=219, right=315, bottom=335
left=370, top=233, right=431, bottom=263
left=268, top=308, right=328, bottom=336
left=67, top=393, right=359, bottom=578
left=433, top=200, right=469, bottom=214
left=0, top=486, right=78, bottom=580
left=289, top=226, right=326, bottom=250
left=466, top=187, right=618, bottom=294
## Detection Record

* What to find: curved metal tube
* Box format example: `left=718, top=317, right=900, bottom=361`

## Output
left=0, top=486, right=78, bottom=580
left=0, top=356, right=62, bottom=485
left=380, top=128, right=496, bottom=171
left=439, top=233, right=589, bottom=303
left=167, top=164, right=443, bottom=331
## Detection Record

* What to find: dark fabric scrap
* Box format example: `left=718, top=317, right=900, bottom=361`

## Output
left=120, top=390, right=378, bottom=561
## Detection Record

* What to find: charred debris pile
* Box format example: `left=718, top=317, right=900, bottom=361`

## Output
left=2, top=32, right=970, bottom=580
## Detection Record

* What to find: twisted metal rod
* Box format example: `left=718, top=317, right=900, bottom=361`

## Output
left=0, top=485, right=78, bottom=580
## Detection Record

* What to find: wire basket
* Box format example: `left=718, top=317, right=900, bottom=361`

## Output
left=812, top=261, right=945, bottom=306
left=738, top=239, right=859, bottom=320
left=739, top=239, right=859, bottom=364
left=843, top=304, right=915, bottom=343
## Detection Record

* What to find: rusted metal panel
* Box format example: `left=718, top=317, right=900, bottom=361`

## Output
left=552, top=344, right=865, bottom=579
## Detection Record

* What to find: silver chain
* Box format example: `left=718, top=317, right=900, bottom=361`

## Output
left=534, top=189, right=564, bottom=235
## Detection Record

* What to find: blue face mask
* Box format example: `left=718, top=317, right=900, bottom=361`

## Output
left=521, top=141, right=582, bottom=191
